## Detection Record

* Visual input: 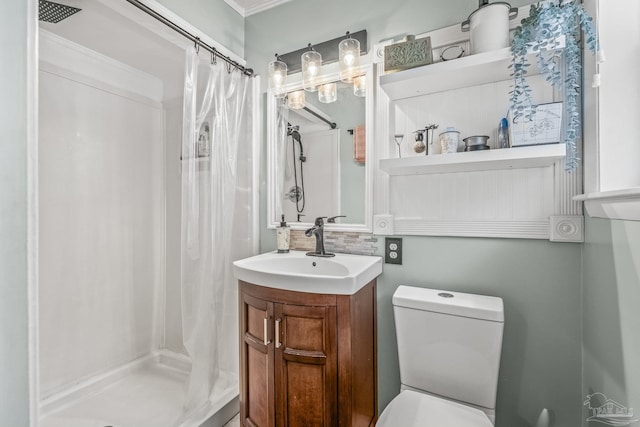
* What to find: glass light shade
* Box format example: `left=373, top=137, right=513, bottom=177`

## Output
left=318, top=83, right=337, bottom=104
left=353, top=75, right=367, bottom=97
left=339, top=37, right=360, bottom=83
left=267, top=60, right=287, bottom=98
left=301, top=50, right=322, bottom=92
left=287, top=90, right=305, bottom=110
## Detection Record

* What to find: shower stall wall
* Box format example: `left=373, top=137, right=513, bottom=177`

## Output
left=38, top=29, right=165, bottom=402
left=37, top=2, right=258, bottom=426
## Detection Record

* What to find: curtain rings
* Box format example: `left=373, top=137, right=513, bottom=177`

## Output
left=194, top=37, right=200, bottom=53
left=211, top=49, right=217, bottom=65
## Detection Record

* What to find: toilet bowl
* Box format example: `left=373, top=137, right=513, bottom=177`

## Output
left=377, top=285, right=504, bottom=426
left=378, top=390, right=494, bottom=427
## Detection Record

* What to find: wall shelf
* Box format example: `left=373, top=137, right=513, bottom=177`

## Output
left=379, top=144, right=566, bottom=175
left=574, top=188, right=640, bottom=222
left=380, top=47, right=523, bottom=100
left=372, top=20, right=579, bottom=241
left=380, top=37, right=564, bottom=100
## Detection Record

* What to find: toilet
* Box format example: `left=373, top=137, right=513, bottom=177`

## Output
left=378, top=285, right=505, bottom=427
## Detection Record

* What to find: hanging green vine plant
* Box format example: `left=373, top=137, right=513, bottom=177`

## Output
left=510, top=0, right=598, bottom=171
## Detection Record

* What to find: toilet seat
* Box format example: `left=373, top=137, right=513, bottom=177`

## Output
left=377, top=390, right=494, bottom=427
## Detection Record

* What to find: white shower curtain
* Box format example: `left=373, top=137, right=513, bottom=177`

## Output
left=179, top=47, right=256, bottom=418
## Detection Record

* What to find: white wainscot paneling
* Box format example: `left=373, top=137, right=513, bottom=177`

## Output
left=389, top=167, right=556, bottom=239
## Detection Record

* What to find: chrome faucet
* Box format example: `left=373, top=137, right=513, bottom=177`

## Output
left=305, top=217, right=335, bottom=257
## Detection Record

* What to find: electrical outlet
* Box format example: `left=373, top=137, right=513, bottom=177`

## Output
left=385, top=237, right=402, bottom=265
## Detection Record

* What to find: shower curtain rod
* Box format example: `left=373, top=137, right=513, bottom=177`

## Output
left=124, top=0, right=254, bottom=76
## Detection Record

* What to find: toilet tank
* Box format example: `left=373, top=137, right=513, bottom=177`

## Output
left=392, top=285, right=504, bottom=411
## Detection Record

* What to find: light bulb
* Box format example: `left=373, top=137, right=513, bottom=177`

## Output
left=318, top=83, right=337, bottom=104
left=339, top=35, right=360, bottom=83
left=287, top=90, right=305, bottom=110
left=268, top=58, right=287, bottom=98
left=353, top=75, right=366, bottom=97
left=344, top=51, right=355, bottom=66
left=301, top=49, right=322, bottom=92
left=308, top=63, right=317, bottom=76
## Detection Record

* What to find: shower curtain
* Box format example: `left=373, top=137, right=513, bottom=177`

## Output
left=179, top=47, right=256, bottom=418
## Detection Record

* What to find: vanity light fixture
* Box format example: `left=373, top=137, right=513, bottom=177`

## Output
left=268, top=31, right=367, bottom=101
left=353, top=75, right=366, bottom=97
left=301, top=44, right=322, bottom=92
left=270, top=31, right=366, bottom=76
left=318, top=83, right=337, bottom=104
left=287, top=90, right=306, bottom=110
left=339, top=31, right=360, bottom=83
left=267, top=54, right=287, bottom=98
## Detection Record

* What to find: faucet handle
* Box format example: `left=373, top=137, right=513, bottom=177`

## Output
left=327, top=215, right=346, bottom=223
left=313, top=216, right=327, bottom=226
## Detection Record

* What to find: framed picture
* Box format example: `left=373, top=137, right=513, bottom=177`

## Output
left=509, top=102, right=563, bottom=147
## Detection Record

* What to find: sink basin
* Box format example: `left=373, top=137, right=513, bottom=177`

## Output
left=233, top=250, right=383, bottom=295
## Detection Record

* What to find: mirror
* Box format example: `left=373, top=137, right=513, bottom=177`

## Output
left=267, top=65, right=373, bottom=231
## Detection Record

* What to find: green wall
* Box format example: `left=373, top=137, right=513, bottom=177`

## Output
left=0, top=1, right=32, bottom=425
left=156, top=0, right=244, bottom=58
left=374, top=237, right=582, bottom=427
left=246, top=1, right=584, bottom=426
left=582, top=216, right=640, bottom=426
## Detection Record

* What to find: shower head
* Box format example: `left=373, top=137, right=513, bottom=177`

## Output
left=287, top=125, right=305, bottom=162
left=290, top=129, right=301, bottom=143
left=39, top=0, right=81, bottom=23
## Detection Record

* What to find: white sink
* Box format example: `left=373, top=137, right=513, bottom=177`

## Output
left=233, top=250, right=383, bottom=295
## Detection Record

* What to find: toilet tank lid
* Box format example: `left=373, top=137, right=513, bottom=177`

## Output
left=393, top=285, right=504, bottom=322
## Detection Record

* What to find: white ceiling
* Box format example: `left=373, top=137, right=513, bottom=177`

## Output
left=223, top=0, right=294, bottom=17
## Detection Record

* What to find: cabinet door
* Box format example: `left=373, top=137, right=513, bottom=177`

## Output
left=275, top=303, right=337, bottom=427
left=240, top=291, right=275, bottom=427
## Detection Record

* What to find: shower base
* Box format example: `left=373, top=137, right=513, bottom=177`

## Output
left=39, top=351, right=238, bottom=427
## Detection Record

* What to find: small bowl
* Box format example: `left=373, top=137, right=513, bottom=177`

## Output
left=464, top=144, right=491, bottom=152
left=463, top=135, right=490, bottom=147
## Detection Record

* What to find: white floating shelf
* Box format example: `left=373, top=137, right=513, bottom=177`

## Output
left=380, top=37, right=564, bottom=100
left=380, top=47, right=521, bottom=100
left=379, top=144, right=566, bottom=175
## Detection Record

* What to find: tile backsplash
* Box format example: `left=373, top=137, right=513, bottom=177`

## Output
left=290, top=230, right=378, bottom=256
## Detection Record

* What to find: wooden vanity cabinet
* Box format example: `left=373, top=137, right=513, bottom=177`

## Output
left=239, top=280, right=378, bottom=427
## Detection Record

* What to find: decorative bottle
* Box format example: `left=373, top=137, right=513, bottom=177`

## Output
left=276, top=214, right=290, bottom=253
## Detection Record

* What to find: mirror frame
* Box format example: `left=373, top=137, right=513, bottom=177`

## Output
left=267, top=64, right=374, bottom=232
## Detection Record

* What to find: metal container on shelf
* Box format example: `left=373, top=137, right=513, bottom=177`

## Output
left=461, top=1, right=518, bottom=54
left=439, top=128, right=461, bottom=154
